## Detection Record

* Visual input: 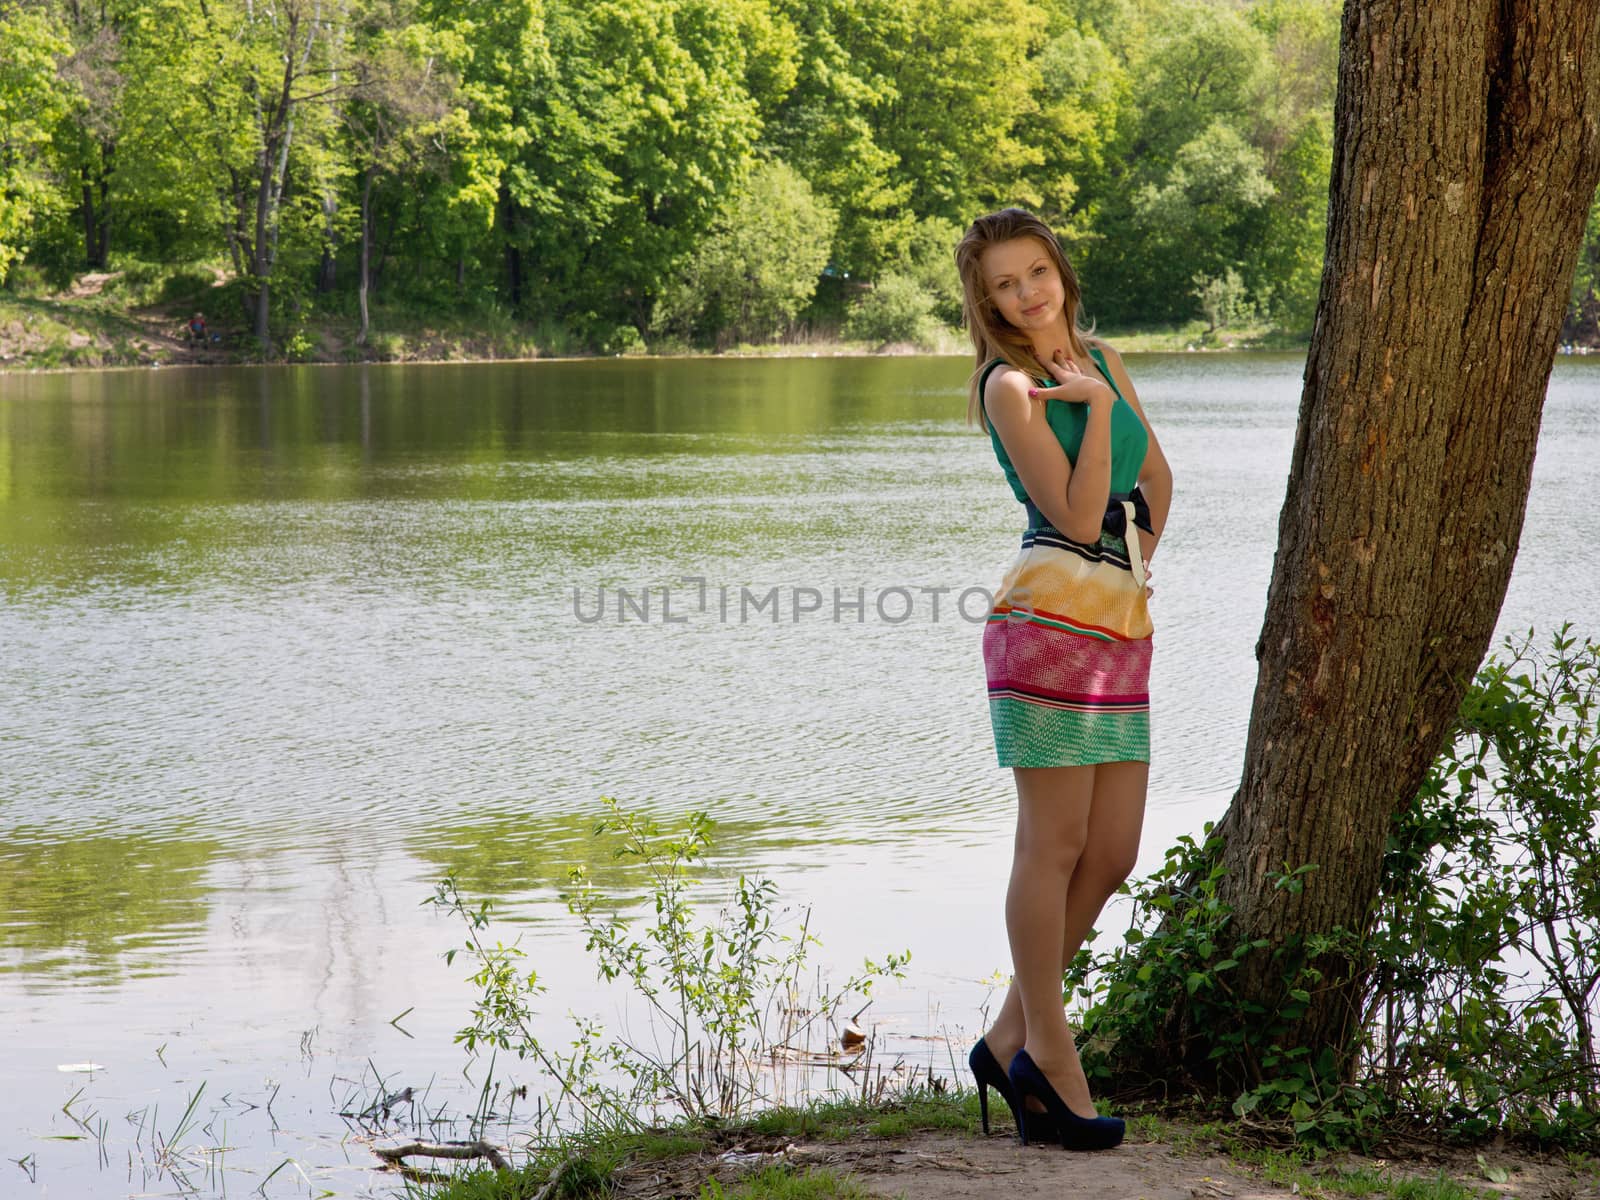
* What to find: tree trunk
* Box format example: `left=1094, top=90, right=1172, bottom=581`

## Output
left=500, top=185, right=523, bottom=308
left=358, top=168, right=372, bottom=347
left=250, top=112, right=295, bottom=345
left=1178, top=0, right=1600, bottom=1085
left=247, top=3, right=310, bottom=348
left=317, top=187, right=338, bottom=293
left=79, top=160, right=110, bottom=271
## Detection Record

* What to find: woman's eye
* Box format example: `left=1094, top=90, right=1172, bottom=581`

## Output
left=1032, top=267, right=1046, bottom=276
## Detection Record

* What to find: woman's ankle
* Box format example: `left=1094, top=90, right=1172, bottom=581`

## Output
left=983, top=1024, right=1024, bottom=1061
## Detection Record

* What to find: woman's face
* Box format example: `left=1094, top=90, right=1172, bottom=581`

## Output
left=979, top=236, right=1066, bottom=333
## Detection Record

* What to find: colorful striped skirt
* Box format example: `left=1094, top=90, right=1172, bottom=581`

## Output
left=982, top=497, right=1153, bottom=767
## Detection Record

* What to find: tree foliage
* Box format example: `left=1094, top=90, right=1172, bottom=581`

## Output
left=651, top=158, right=836, bottom=348
left=3, top=0, right=1596, bottom=350
left=0, top=5, right=72, bottom=283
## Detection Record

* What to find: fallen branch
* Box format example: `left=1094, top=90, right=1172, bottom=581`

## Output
left=531, top=1152, right=584, bottom=1200
left=373, top=1140, right=511, bottom=1172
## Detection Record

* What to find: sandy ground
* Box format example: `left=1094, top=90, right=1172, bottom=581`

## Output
left=832, top=1130, right=1302, bottom=1199
left=846, top=1131, right=1600, bottom=1200
left=599, top=1125, right=1600, bottom=1200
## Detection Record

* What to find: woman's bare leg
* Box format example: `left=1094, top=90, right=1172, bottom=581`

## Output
left=997, top=764, right=1096, bottom=1112
left=983, top=760, right=1148, bottom=1115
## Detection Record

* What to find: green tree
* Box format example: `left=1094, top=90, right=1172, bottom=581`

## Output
left=870, top=0, right=1046, bottom=223
left=0, top=5, right=71, bottom=284
left=1131, top=121, right=1276, bottom=321
left=1079, top=1, right=1274, bottom=322
left=1246, top=0, right=1340, bottom=332
left=771, top=0, right=1045, bottom=282
left=507, top=0, right=762, bottom=340
left=40, top=0, right=125, bottom=273
left=415, top=0, right=546, bottom=305
left=113, top=0, right=357, bottom=345
left=651, top=158, right=836, bottom=348
left=1253, top=116, right=1332, bottom=332
left=104, top=2, right=229, bottom=268
left=1563, top=185, right=1600, bottom=343
left=1023, top=23, right=1129, bottom=229
left=767, top=0, right=909, bottom=279
left=343, top=5, right=470, bottom=343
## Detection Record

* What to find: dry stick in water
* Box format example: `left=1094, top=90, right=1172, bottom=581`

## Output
left=372, top=1140, right=511, bottom=1172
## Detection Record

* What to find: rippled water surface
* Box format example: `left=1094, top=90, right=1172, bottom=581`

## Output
left=2, top=354, right=1597, bottom=1196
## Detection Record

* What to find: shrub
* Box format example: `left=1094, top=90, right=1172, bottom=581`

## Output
left=603, top=323, right=647, bottom=356
left=651, top=160, right=837, bottom=349
left=428, top=800, right=909, bottom=1136
left=842, top=273, right=939, bottom=347
left=1191, top=267, right=1257, bottom=332
left=1365, top=625, right=1600, bottom=1142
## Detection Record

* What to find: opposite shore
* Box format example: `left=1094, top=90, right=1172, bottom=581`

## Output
left=1, top=270, right=1312, bottom=374
left=10, top=271, right=1598, bottom=375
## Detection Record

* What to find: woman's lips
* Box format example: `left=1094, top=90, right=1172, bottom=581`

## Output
left=1022, top=302, right=1047, bottom=315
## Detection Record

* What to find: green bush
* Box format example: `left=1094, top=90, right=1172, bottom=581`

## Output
left=842, top=273, right=939, bottom=347
left=651, top=159, right=837, bottom=349
left=1366, top=625, right=1600, bottom=1143
left=368, top=331, right=406, bottom=361
left=603, top=323, right=647, bottom=356
left=1069, top=830, right=1379, bottom=1147
left=428, top=800, right=909, bottom=1135
left=1191, top=267, right=1258, bottom=332
left=894, top=216, right=965, bottom=328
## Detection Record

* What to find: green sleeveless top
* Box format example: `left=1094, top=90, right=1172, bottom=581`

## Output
left=979, top=344, right=1149, bottom=505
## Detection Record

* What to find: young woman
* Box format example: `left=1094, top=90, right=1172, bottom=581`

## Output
left=954, top=208, right=1173, bottom=1151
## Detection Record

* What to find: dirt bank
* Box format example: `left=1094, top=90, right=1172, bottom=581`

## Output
left=537, top=1120, right=1598, bottom=1200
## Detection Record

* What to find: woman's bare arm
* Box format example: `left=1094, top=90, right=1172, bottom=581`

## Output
left=984, top=358, right=1117, bottom=544
left=1093, top=341, right=1172, bottom=561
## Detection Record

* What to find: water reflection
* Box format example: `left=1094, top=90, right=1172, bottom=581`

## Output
left=0, top=827, right=223, bottom=982
left=414, top=806, right=791, bottom=900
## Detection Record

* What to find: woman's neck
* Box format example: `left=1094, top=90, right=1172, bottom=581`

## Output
left=1028, top=315, right=1075, bottom=364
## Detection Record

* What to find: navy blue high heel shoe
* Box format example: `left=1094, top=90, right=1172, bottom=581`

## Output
left=1006, top=1047, right=1124, bottom=1151
left=968, top=1039, right=1056, bottom=1142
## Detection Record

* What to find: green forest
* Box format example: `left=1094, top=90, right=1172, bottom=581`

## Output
left=3, top=0, right=1599, bottom=360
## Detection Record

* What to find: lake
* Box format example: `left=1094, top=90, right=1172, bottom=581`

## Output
left=2, top=353, right=1596, bottom=1197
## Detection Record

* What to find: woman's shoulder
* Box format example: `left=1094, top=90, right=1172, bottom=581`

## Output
left=980, top=356, right=1031, bottom=391
left=979, top=357, right=1034, bottom=418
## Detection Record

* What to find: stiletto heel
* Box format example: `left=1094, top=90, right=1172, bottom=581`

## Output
left=968, top=1039, right=1057, bottom=1143
left=1007, top=1048, right=1124, bottom=1151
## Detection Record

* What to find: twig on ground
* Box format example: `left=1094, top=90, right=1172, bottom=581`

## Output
left=372, top=1139, right=511, bottom=1172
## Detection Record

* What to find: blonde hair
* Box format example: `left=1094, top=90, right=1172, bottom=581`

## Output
left=954, top=207, right=1095, bottom=430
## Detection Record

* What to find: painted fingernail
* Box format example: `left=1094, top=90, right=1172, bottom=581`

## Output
left=1027, top=388, right=1038, bottom=398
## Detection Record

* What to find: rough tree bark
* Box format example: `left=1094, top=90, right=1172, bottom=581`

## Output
left=1183, top=0, right=1600, bottom=1081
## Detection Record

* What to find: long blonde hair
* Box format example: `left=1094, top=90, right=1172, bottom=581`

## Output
left=954, top=208, right=1095, bottom=430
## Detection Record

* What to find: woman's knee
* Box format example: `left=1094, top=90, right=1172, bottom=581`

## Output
left=1015, top=825, right=1089, bottom=877
left=1080, top=845, right=1138, bottom=895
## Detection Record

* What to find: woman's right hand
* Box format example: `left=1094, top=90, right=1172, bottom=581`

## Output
left=1026, top=347, right=1114, bottom=407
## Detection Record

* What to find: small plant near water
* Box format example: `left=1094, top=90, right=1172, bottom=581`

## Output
left=1366, top=625, right=1600, bottom=1141
left=1072, top=626, right=1600, bottom=1149
left=427, top=800, right=910, bottom=1140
